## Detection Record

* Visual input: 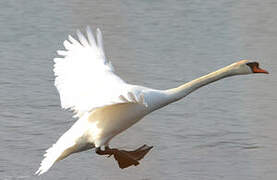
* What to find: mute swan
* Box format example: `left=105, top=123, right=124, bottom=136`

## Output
left=36, top=26, right=268, bottom=175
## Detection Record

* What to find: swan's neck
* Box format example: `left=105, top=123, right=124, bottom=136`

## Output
left=146, top=62, right=251, bottom=113
left=165, top=64, right=237, bottom=104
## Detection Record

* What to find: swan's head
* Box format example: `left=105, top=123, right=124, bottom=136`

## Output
left=229, top=60, right=269, bottom=75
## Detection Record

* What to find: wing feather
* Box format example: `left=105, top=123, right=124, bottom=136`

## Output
left=76, top=29, right=90, bottom=47
left=86, top=26, right=96, bottom=46
left=53, top=26, right=147, bottom=118
left=96, top=28, right=106, bottom=64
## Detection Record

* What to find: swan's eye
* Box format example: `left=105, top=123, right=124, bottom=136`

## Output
left=246, top=62, right=259, bottom=68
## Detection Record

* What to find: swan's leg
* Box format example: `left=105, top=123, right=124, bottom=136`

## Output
left=95, top=146, right=113, bottom=155
left=95, top=145, right=153, bottom=169
left=95, top=144, right=153, bottom=169
left=95, top=146, right=139, bottom=168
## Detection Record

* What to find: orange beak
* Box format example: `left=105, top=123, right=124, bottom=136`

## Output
left=252, top=66, right=269, bottom=74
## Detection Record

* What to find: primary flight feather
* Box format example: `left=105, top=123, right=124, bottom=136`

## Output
left=53, top=27, right=146, bottom=118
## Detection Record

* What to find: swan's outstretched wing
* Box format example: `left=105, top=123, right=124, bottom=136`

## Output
left=54, top=27, right=146, bottom=117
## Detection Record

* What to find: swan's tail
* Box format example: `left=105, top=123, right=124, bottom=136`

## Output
left=36, top=121, right=92, bottom=175
left=35, top=132, right=76, bottom=175
left=35, top=113, right=95, bottom=175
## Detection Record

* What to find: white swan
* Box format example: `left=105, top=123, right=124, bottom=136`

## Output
left=36, top=27, right=268, bottom=175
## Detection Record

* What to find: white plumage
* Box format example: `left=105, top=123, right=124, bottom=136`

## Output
left=36, top=26, right=268, bottom=175
left=53, top=27, right=146, bottom=118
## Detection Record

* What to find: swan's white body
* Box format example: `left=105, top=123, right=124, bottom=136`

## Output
left=36, top=27, right=266, bottom=175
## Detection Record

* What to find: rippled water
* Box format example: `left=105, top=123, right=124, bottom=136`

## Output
left=1, top=0, right=276, bottom=179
